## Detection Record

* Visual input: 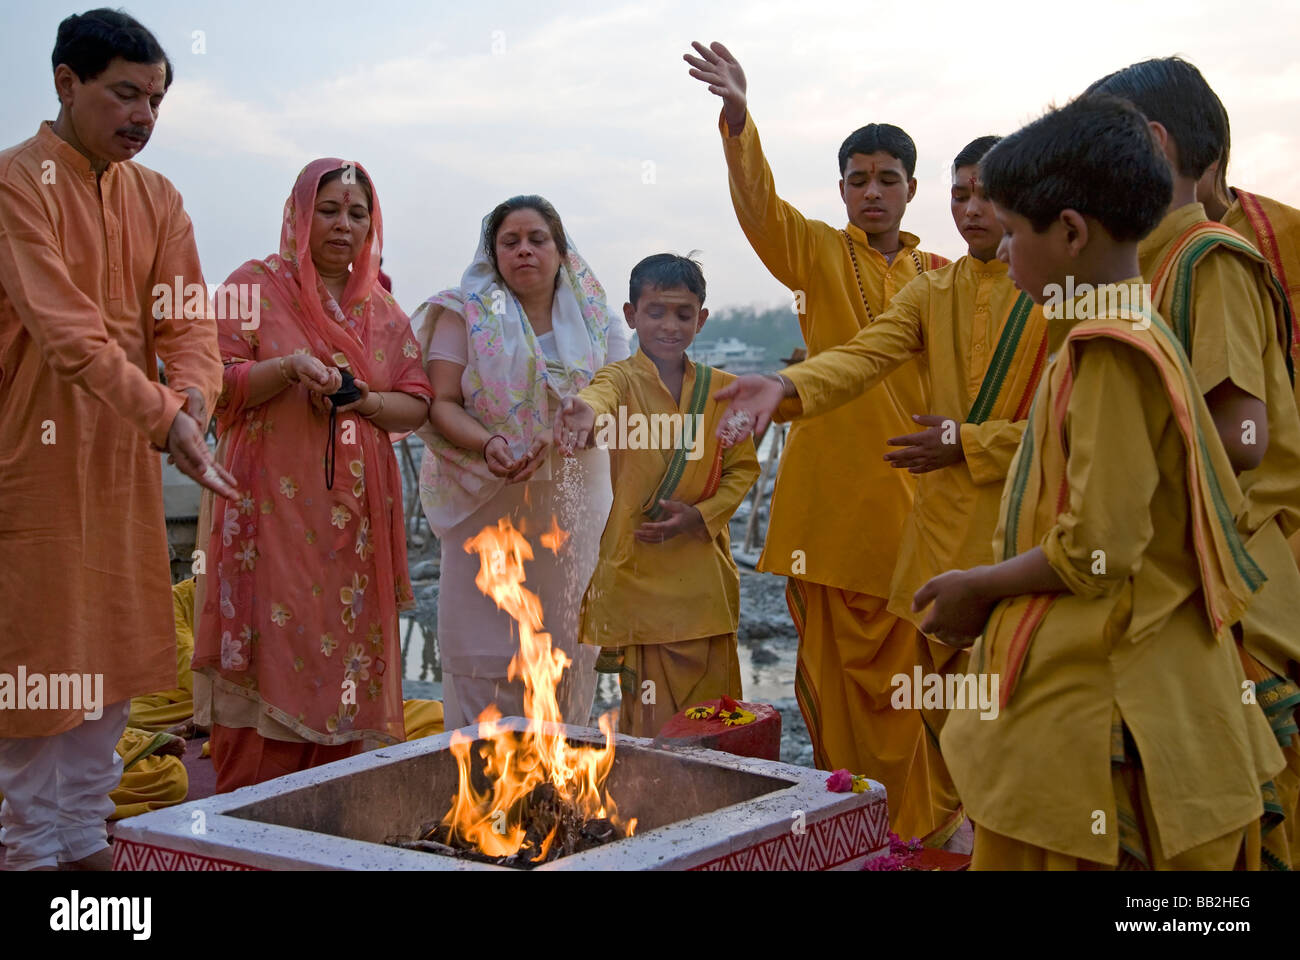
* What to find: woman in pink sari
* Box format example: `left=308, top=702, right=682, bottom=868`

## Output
left=194, top=159, right=433, bottom=792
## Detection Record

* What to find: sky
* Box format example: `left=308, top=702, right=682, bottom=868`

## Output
left=3, top=0, right=1298, bottom=314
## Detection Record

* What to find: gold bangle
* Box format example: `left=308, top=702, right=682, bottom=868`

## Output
left=278, top=356, right=294, bottom=383
left=365, top=391, right=385, bottom=418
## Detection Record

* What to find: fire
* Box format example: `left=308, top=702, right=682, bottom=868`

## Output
left=539, top=516, right=569, bottom=556
left=440, top=517, right=635, bottom=862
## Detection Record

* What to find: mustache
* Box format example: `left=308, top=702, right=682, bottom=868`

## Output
left=116, top=126, right=151, bottom=140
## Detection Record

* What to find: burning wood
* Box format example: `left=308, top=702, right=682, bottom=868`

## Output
left=385, top=776, right=625, bottom=869
left=390, top=517, right=636, bottom=867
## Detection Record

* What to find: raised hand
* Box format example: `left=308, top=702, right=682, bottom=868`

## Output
left=555, top=395, right=596, bottom=457
left=885, top=414, right=966, bottom=474
left=711, top=373, right=789, bottom=445
left=684, top=41, right=748, bottom=134
left=634, top=499, right=708, bottom=543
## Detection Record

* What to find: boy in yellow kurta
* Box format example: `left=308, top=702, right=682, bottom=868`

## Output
left=1090, top=59, right=1300, bottom=870
left=683, top=41, right=952, bottom=840
left=714, top=137, right=1048, bottom=675
left=1197, top=97, right=1300, bottom=568
left=916, top=94, right=1282, bottom=870
left=556, top=255, right=759, bottom=737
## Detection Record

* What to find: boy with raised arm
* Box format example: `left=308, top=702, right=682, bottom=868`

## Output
left=1089, top=58, right=1300, bottom=870
left=713, top=138, right=1048, bottom=719
left=683, top=40, right=953, bottom=842
left=921, top=95, right=1280, bottom=869
left=556, top=255, right=759, bottom=738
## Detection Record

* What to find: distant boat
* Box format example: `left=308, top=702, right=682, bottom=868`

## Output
left=690, top=336, right=767, bottom=371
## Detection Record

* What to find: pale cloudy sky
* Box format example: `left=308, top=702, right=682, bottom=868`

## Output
left=3, top=0, right=1297, bottom=313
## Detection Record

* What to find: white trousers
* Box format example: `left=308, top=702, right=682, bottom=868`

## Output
left=0, top=700, right=130, bottom=870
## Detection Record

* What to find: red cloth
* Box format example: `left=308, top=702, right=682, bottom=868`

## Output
left=210, top=724, right=359, bottom=793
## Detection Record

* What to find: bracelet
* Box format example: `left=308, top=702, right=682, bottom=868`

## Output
left=278, top=356, right=294, bottom=384
left=482, top=434, right=507, bottom=459
left=363, top=391, right=385, bottom=418
left=765, top=372, right=795, bottom=396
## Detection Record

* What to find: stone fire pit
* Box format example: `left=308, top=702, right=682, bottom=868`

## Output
left=112, top=718, right=889, bottom=871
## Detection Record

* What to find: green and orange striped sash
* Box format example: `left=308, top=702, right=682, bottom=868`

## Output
left=1237, top=190, right=1299, bottom=364
left=965, top=292, right=1048, bottom=425
left=1149, top=219, right=1295, bottom=384
left=982, top=312, right=1263, bottom=707
left=640, top=362, right=724, bottom=521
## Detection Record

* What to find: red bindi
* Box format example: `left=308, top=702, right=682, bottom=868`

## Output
left=968, top=174, right=977, bottom=190
left=342, top=190, right=351, bottom=205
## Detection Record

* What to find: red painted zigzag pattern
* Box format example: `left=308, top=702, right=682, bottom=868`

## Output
left=691, top=800, right=889, bottom=871
left=112, top=839, right=261, bottom=871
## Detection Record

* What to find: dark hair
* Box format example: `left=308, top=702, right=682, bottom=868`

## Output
left=317, top=165, right=374, bottom=210
left=484, top=195, right=569, bottom=274
left=52, top=8, right=173, bottom=89
left=838, top=124, right=917, bottom=178
left=628, top=253, right=707, bottom=307
left=1085, top=57, right=1227, bottom=179
left=979, top=94, right=1172, bottom=242
left=952, top=135, right=1001, bottom=173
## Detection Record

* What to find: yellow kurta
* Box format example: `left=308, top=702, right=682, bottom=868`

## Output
left=1222, top=188, right=1300, bottom=570
left=577, top=351, right=758, bottom=735
left=720, top=111, right=951, bottom=837
left=942, top=291, right=1284, bottom=865
left=1140, top=202, right=1300, bottom=869
left=577, top=350, right=759, bottom=647
left=0, top=123, right=222, bottom=738
left=720, top=112, right=944, bottom=594
left=780, top=256, right=1045, bottom=631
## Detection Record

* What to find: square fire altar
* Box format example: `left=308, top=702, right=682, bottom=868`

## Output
left=112, top=717, right=889, bottom=871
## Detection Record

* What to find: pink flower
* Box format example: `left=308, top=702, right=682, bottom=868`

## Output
left=862, top=854, right=907, bottom=871
left=825, top=769, right=853, bottom=793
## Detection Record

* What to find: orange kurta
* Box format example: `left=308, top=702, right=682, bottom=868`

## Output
left=0, top=123, right=221, bottom=738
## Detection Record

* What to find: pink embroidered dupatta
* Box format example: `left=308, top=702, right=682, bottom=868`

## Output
left=194, top=159, right=432, bottom=745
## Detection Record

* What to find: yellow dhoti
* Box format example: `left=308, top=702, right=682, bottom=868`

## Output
left=605, top=635, right=742, bottom=739
left=787, top=578, right=959, bottom=841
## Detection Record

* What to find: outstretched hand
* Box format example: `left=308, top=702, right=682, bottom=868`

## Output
left=684, top=41, right=748, bottom=134
left=635, top=499, right=708, bottom=543
left=712, top=373, right=788, bottom=445
left=885, top=414, right=965, bottom=474
left=556, top=396, right=596, bottom=457
left=167, top=409, right=239, bottom=500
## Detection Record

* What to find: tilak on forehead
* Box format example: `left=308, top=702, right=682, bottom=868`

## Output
left=342, top=190, right=351, bottom=204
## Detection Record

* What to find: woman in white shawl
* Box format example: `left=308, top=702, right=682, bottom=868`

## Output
left=415, top=196, right=631, bottom=730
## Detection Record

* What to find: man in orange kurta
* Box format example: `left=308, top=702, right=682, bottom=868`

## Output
left=685, top=41, right=955, bottom=842
left=0, top=11, right=231, bottom=871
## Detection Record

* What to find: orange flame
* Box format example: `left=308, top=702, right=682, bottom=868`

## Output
left=440, top=517, right=633, bottom=861
left=539, top=516, right=570, bottom=556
